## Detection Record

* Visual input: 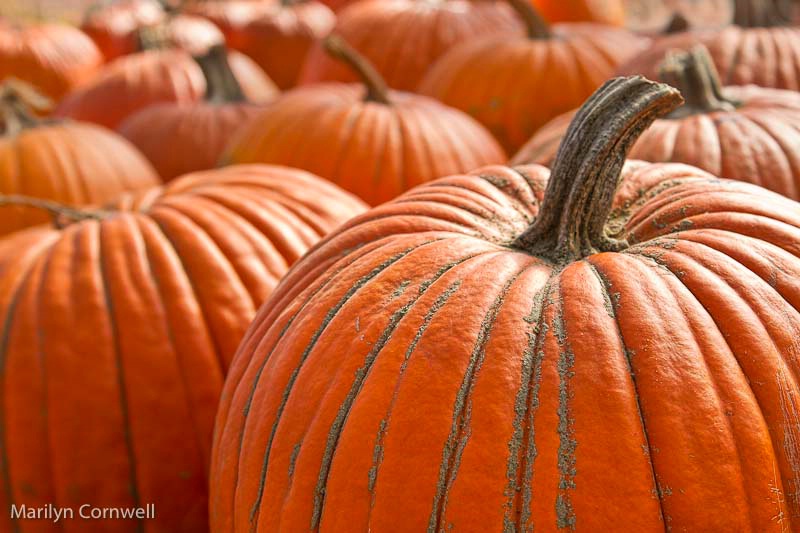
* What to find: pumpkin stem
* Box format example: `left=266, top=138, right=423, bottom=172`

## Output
left=506, top=0, right=551, bottom=39
left=0, top=78, right=52, bottom=137
left=659, top=46, right=739, bottom=117
left=323, top=35, right=391, bottom=105
left=733, top=0, right=793, bottom=27
left=664, top=11, right=690, bottom=33
left=135, top=22, right=174, bottom=51
left=194, top=44, right=246, bottom=103
left=0, top=195, right=108, bottom=229
left=513, top=77, right=683, bottom=263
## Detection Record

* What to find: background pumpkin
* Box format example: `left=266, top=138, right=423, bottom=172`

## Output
left=118, top=45, right=274, bottom=181
left=55, top=47, right=276, bottom=129
left=0, top=79, right=159, bottom=236
left=211, top=77, right=800, bottom=532
left=418, top=0, right=648, bottom=152
left=182, top=0, right=269, bottom=44
left=532, top=0, right=626, bottom=25
left=514, top=47, right=800, bottom=200
left=622, top=0, right=734, bottom=33
left=298, top=0, right=524, bottom=92
left=0, top=22, right=102, bottom=102
left=0, top=163, right=365, bottom=533
left=224, top=36, right=506, bottom=205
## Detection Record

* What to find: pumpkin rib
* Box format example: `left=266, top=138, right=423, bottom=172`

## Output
left=738, top=114, right=800, bottom=199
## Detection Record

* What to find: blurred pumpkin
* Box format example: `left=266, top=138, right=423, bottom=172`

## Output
left=225, top=36, right=506, bottom=205
left=419, top=0, right=648, bottom=152
left=0, top=22, right=102, bottom=102
left=533, top=0, right=626, bottom=25
left=515, top=46, right=800, bottom=200
left=56, top=48, right=275, bottom=129
left=622, top=0, right=734, bottom=34
left=118, top=45, right=275, bottom=181
left=0, top=163, right=365, bottom=533
left=211, top=76, right=800, bottom=532
left=182, top=0, right=269, bottom=43
left=299, top=0, right=524, bottom=91
left=0, top=79, right=158, bottom=236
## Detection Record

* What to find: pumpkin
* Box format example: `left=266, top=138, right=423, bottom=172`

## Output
left=514, top=46, right=800, bottom=200
left=224, top=36, right=506, bottom=205
left=617, top=0, right=800, bottom=90
left=0, top=164, right=365, bottom=533
left=55, top=47, right=276, bottom=129
left=182, top=0, right=268, bottom=43
left=418, top=0, right=648, bottom=153
left=298, top=0, right=524, bottom=92
left=118, top=45, right=274, bottom=181
left=81, top=0, right=225, bottom=61
left=0, top=22, right=102, bottom=102
left=211, top=76, right=800, bottom=532
left=219, top=0, right=336, bottom=90
left=0, top=79, right=159, bottom=236
left=532, top=0, right=626, bottom=26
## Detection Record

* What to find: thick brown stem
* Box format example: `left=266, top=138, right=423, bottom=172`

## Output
left=0, top=195, right=108, bottom=229
left=506, top=0, right=551, bottom=39
left=323, top=35, right=390, bottom=105
left=733, top=0, right=793, bottom=26
left=660, top=46, right=739, bottom=118
left=194, top=44, right=246, bottom=103
left=513, top=76, right=683, bottom=263
left=0, top=79, right=52, bottom=137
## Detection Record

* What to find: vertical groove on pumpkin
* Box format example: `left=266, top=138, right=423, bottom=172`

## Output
left=194, top=44, right=246, bottom=103
left=323, top=35, right=391, bottom=105
left=513, top=77, right=683, bottom=264
left=506, top=0, right=551, bottom=39
left=659, top=46, right=740, bottom=118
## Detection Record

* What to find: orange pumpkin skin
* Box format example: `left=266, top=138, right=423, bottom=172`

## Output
left=182, top=0, right=268, bottom=43
left=210, top=160, right=800, bottom=531
left=0, top=164, right=366, bottom=533
left=533, top=0, right=626, bottom=25
left=0, top=24, right=102, bottom=102
left=224, top=84, right=507, bottom=205
left=419, top=23, right=648, bottom=152
left=224, top=0, right=336, bottom=90
left=55, top=49, right=276, bottom=129
left=0, top=120, right=159, bottom=236
left=299, top=0, right=524, bottom=92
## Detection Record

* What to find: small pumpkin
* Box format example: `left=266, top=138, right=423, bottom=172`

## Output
left=617, top=0, right=800, bottom=90
left=299, top=0, right=524, bottom=92
left=0, top=79, right=159, bottom=236
left=211, top=76, right=800, bottom=532
left=118, top=45, right=274, bottom=181
left=515, top=46, right=800, bottom=200
left=418, top=0, right=648, bottom=152
left=224, top=36, right=506, bottom=205
left=219, top=0, right=336, bottom=90
left=56, top=47, right=276, bottom=129
left=533, top=0, right=626, bottom=25
left=81, top=0, right=225, bottom=61
left=0, top=163, right=365, bottom=533
left=0, top=22, right=102, bottom=102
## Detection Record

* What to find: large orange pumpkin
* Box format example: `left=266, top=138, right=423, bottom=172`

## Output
left=0, top=22, right=102, bottom=102
left=118, top=45, right=275, bottom=181
left=0, top=164, right=365, bottom=533
left=617, top=0, right=800, bottom=90
left=55, top=47, right=275, bottom=129
left=211, top=76, right=800, bottom=532
left=220, top=0, right=336, bottom=89
left=82, top=0, right=225, bottom=61
left=0, top=79, right=159, bottom=236
left=298, top=0, right=524, bottom=92
left=418, top=0, right=648, bottom=152
left=224, top=36, right=506, bottom=205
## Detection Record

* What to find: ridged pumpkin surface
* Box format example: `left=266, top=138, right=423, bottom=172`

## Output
left=0, top=164, right=366, bottom=533
left=211, top=78, right=800, bottom=532
left=299, top=0, right=523, bottom=91
left=55, top=48, right=276, bottom=129
left=0, top=23, right=102, bottom=102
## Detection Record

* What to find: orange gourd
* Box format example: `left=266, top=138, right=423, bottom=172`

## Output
left=299, top=0, right=524, bottom=91
left=0, top=164, right=365, bottom=532
left=118, top=45, right=274, bottom=181
left=0, top=80, right=159, bottom=236
left=224, top=36, right=506, bottom=205
left=419, top=0, right=648, bottom=152
left=211, top=76, right=800, bottom=532
left=515, top=46, right=800, bottom=200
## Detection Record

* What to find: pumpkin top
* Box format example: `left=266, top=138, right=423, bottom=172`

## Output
left=508, top=0, right=551, bottom=39
left=0, top=79, right=53, bottom=137
left=323, top=35, right=391, bottom=105
left=194, top=44, right=247, bottom=103
left=659, top=46, right=739, bottom=118
left=513, top=76, right=682, bottom=263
